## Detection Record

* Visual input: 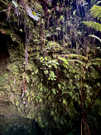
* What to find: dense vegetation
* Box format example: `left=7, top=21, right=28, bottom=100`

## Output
left=0, top=0, right=101, bottom=135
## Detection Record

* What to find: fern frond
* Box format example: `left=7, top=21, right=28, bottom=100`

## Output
left=89, top=35, right=101, bottom=43
left=90, top=5, right=101, bottom=20
left=83, top=21, right=101, bottom=32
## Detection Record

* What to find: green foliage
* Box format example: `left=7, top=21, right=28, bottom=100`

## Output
left=48, top=71, right=56, bottom=81
left=36, top=44, right=101, bottom=133
left=0, top=0, right=101, bottom=134
left=90, top=5, right=101, bottom=20
left=83, top=21, right=101, bottom=31
left=83, top=5, right=101, bottom=32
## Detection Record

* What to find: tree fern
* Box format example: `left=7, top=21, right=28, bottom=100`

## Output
left=90, top=5, right=101, bottom=20
left=83, top=5, right=101, bottom=32
left=83, top=21, right=101, bottom=32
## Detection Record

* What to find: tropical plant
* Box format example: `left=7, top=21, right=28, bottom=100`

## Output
left=83, top=5, right=101, bottom=32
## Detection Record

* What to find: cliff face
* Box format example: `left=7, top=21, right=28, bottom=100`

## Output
left=0, top=2, right=45, bottom=134
left=0, top=0, right=41, bottom=118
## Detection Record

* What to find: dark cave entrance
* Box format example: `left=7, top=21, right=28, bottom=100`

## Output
left=0, top=32, right=10, bottom=73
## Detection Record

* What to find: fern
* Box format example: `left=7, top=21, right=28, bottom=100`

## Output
left=83, top=5, right=101, bottom=32
left=83, top=21, right=101, bottom=32
left=84, top=4, right=101, bottom=21
left=83, top=4, right=101, bottom=45
left=90, top=5, right=101, bottom=20
left=89, top=34, right=101, bottom=43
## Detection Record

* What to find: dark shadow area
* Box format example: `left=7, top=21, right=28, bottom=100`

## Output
left=0, top=32, right=10, bottom=73
left=0, top=115, right=44, bottom=135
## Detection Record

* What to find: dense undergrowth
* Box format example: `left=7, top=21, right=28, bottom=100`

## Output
left=0, top=0, right=101, bottom=135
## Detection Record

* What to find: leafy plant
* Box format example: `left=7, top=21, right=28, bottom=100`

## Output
left=83, top=5, right=101, bottom=32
